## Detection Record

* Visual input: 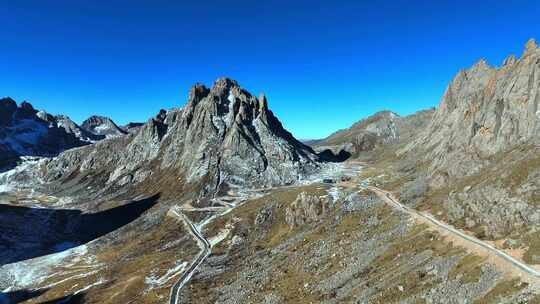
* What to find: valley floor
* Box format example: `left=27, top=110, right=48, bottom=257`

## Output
left=1, top=161, right=539, bottom=303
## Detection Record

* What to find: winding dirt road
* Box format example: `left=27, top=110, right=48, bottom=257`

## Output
left=367, top=186, right=540, bottom=281
left=166, top=189, right=261, bottom=304
left=168, top=209, right=211, bottom=304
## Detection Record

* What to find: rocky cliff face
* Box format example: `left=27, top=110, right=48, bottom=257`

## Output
left=391, top=39, right=540, bottom=245
left=0, top=98, right=98, bottom=169
left=81, top=115, right=127, bottom=138
left=403, top=39, right=540, bottom=178
left=39, top=78, right=320, bottom=197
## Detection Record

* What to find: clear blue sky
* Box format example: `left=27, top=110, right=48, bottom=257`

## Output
left=1, top=1, right=539, bottom=139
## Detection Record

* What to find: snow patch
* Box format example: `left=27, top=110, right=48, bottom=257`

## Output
left=327, top=186, right=342, bottom=202
left=145, top=261, right=188, bottom=288
left=227, top=91, right=235, bottom=103
left=0, top=245, right=89, bottom=290
left=0, top=157, right=44, bottom=193
left=66, top=278, right=106, bottom=299
left=209, top=229, right=230, bottom=247
left=94, top=124, right=111, bottom=132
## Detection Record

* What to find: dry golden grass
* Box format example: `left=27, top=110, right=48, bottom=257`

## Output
left=24, top=215, right=199, bottom=304
left=473, top=279, right=529, bottom=304
left=448, top=254, right=485, bottom=283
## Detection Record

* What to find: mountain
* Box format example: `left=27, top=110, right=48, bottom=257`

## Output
left=55, top=115, right=105, bottom=142
left=0, top=98, right=98, bottom=170
left=366, top=39, right=540, bottom=260
left=402, top=38, right=540, bottom=179
left=36, top=78, right=320, bottom=199
left=312, top=109, right=434, bottom=159
left=81, top=115, right=127, bottom=138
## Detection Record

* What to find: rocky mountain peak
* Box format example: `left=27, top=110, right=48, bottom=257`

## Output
left=181, top=78, right=277, bottom=136
left=39, top=78, right=320, bottom=197
left=15, top=101, right=38, bottom=120
left=20, top=101, right=34, bottom=111
left=0, top=97, right=17, bottom=125
left=212, top=77, right=238, bottom=92
left=310, top=109, right=433, bottom=160
left=502, top=54, right=517, bottom=66
left=82, top=115, right=114, bottom=126
left=403, top=38, right=540, bottom=178
left=472, top=58, right=490, bottom=69
left=81, top=115, right=127, bottom=138
left=258, top=93, right=268, bottom=111
left=0, top=97, right=17, bottom=110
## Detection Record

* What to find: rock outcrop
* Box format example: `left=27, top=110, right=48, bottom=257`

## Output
left=39, top=78, right=320, bottom=197
left=285, top=192, right=330, bottom=228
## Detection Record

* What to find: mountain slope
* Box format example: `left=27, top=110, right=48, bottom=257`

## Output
left=312, top=109, right=434, bottom=158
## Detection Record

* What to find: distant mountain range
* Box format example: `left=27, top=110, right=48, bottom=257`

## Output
left=0, top=98, right=142, bottom=170
left=311, top=109, right=435, bottom=160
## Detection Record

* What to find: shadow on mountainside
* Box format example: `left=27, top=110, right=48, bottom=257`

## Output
left=39, top=292, right=86, bottom=304
left=0, top=289, right=48, bottom=304
left=317, top=148, right=351, bottom=162
left=0, top=194, right=160, bottom=266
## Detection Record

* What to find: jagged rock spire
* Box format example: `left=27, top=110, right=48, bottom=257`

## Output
left=502, top=54, right=517, bottom=66
left=258, top=92, right=267, bottom=111
left=523, top=38, right=538, bottom=57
